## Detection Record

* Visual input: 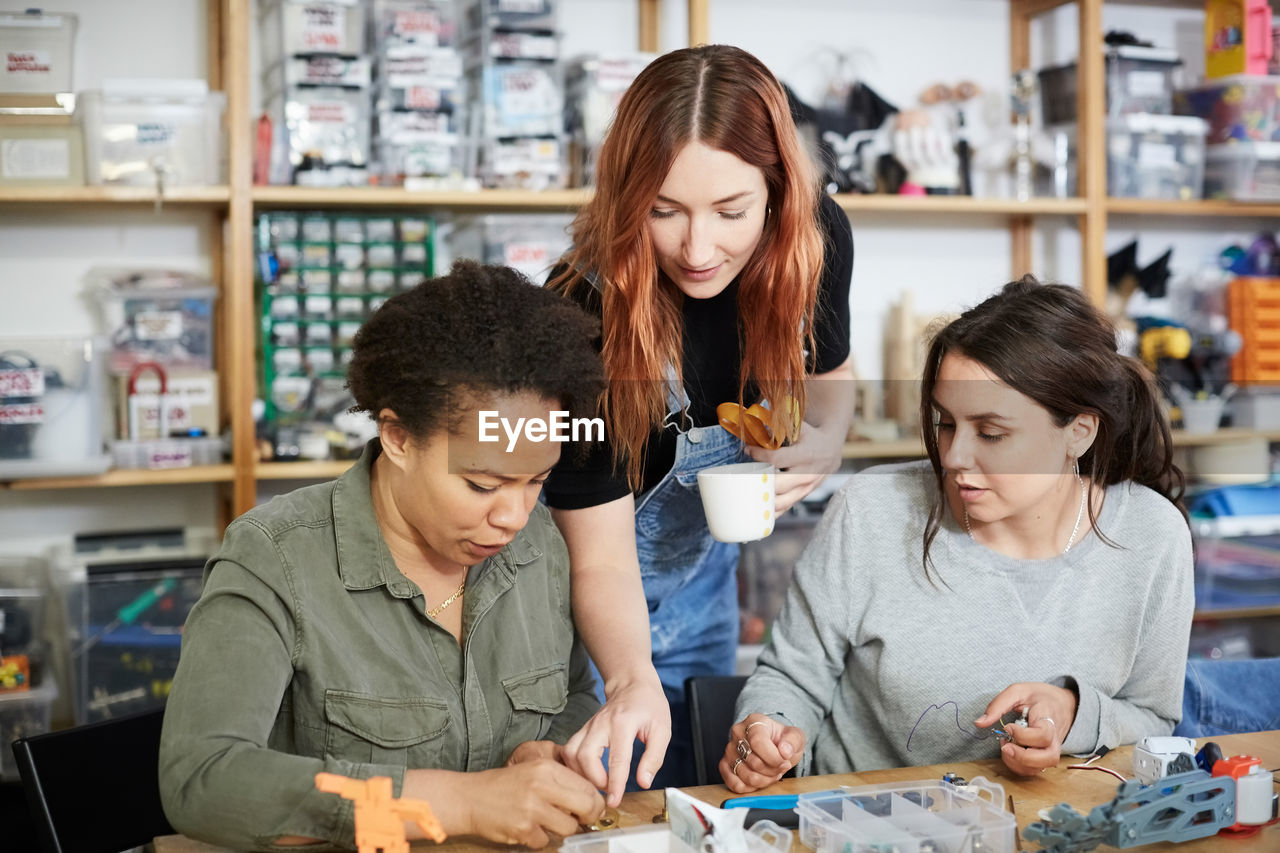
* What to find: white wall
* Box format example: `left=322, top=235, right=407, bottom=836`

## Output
left=0, top=1, right=1265, bottom=555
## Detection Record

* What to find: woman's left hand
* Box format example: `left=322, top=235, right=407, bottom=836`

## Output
left=561, top=673, right=671, bottom=807
left=975, top=682, right=1079, bottom=776
left=747, top=420, right=844, bottom=513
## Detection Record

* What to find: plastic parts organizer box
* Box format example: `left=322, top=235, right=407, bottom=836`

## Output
left=1228, top=276, right=1280, bottom=382
left=797, top=777, right=1016, bottom=853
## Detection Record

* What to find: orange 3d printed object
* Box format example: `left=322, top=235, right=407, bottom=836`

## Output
left=716, top=402, right=794, bottom=450
left=315, top=772, right=446, bottom=853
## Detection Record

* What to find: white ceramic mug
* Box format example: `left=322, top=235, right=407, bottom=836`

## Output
left=696, top=461, right=776, bottom=543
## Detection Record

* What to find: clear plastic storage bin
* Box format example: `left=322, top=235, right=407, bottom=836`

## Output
left=1039, top=46, right=1181, bottom=124
left=87, top=269, right=217, bottom=374
left=0, top=93, right=84, bottom=186
left=373, top=0, right=459, bottom=48
left=1204, top=141, right=1280, bottom=201
left=79, top=80, right=226, bottom=187
left=57, top=529, right=212, bottom=723
left=1106, top=113, right=1207, bottom=199
left=0, top=336, right=110, bottom=480
left=464, top=0, right=558, bottom=34
left=0, top=9, right=77, bottom=94
left=797, top=779, right=1016, bottom=853
left=0, top=682, right=57, bottom=780
left=447, top=213, right=571, bottom=284
left=1175, top=75, right=1280, bottom=143
left=260, top=0, right=368, bottom=61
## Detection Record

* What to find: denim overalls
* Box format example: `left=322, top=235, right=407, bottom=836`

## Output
left=579, top=270, right=749, bottom=786
left=632, top=384, right=750, bottom=787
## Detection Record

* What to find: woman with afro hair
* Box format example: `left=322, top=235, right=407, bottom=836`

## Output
left=160, top=261, right=610, bottom=850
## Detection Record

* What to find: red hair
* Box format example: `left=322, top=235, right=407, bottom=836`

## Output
left=549, top=44, right=824, bottom=488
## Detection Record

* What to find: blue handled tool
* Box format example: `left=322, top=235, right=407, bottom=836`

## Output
left=73, top=577, right=178, bottom=656
left=721, top=790, right=851, bottom=830
left=720, top=795, right=802, bottom=810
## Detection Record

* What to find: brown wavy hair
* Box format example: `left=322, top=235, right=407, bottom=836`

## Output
left=918, top=275, right=1187, bottom=575
left=548, top=44, right=824, bottom=488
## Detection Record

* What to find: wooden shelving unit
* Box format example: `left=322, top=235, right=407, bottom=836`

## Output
left=843, top=429, right=1280, bottom=460
left=0, top=186, right=231, bottom=206
left=8, top=0, right=1280, bottom=529
left=1107, top=198, right=1280, bottom=217
left=0, top=465, right=236, bottom=491
left=252, top=186, right=591, bottom=210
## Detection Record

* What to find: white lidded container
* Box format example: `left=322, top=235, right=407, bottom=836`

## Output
left=78, top=79, right=226, bottom=187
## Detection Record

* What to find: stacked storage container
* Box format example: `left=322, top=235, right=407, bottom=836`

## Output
left=564, top=53, right=653, bottom=187
left=462, top=0, right=565, bottom=189
left=262, top=0, right=373, bottom=186
left=0, top=9, right=82, bottom=188
left=1177, top=2, right=1280, bottom=201
left=257, top=210, right=433, bottom=459
left=1228, top=276, right=1280, bottom=382
left=0, top=557, right=57, bottom=779
left=371, top=0, right=467, bottom=187
left=1039, top=45, right=1208, bottom=200
left=1179, top=76, right=1280, bottom=200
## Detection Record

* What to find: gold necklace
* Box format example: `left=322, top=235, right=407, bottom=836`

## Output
left=427, top=581, right=466, bottom=619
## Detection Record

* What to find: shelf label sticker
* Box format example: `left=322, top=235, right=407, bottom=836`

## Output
left=0, top=367, right=44, bottom=398
left=300, top=5, right=347, bottom=52
left=1138, top=141, right=1177, bottom=167
left=392, top=10, right=441, bottom=44
left=0, top=402, right=43, bottom=424
left=1, top=138, right=70, bottom=180
left=147, top=443, right=194, bottom=469
left=1126, top=71, right=1168, bottom=99
left=305, top=101, right=355, bottom=125
left=133, top=310, right=184, bottom=341
left=404, top=85, right=442, bottom=110
left=505, top=242, right=552, bottom=283
left=498, top=0, right=545, bottom=13
left=136, top=122, right=177, bottom=147
left=5, top=49, right=52, bottom=76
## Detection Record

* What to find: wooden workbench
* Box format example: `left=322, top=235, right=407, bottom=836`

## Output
left=156, top=730, right=1279, bottom=852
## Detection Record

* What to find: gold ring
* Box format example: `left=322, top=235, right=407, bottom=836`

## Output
left=745, top=721, right=767, bottom=736
left=732, top=757, right=745, bottom=775
left=736, top=739, right=751, bottom=760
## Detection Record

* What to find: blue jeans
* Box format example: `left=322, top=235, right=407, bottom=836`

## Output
left=1172, top=657, right=1280, bottom=738
left=634, top=423, right=745, bottom=787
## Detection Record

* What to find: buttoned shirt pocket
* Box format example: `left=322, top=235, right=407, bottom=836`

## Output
left=501, top=663, right=568, bottom=743
left=324, top=690, right=451, bottom=768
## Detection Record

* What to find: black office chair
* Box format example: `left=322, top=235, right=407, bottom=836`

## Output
left=685, top=674, right=749, bottom=786
left=12, top=708, right=174, bottom=853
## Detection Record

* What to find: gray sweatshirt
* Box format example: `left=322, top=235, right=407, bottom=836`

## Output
left=737, top=460, right=1194, bottom=775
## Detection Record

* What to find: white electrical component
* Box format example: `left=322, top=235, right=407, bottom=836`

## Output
left=1132, top=736, right=1198, bottom=785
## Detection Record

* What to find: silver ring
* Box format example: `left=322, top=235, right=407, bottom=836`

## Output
left=745, top=721, right=767, bottom=737
left=736, top=739, right=752, bottom=760
left=732, top=757, right=745, bottom=776
left=1042, top=717, right=1056, bottom=729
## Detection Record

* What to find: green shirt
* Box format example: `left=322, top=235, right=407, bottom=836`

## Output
left=159, top=441, right=599, bottom=851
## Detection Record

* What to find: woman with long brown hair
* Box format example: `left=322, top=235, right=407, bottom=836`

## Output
left=545, top=44, right=855, bottom=797
left=724, top=277, right=1193, bottom=790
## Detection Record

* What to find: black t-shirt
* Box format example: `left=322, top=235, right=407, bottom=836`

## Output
left=543, top=192, right=854, bottom=510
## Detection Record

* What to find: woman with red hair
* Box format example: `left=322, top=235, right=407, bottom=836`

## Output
left=545, top=44, right=855, bottom=798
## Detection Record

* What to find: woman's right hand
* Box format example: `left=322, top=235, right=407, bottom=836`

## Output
left=719, top=713, right=805, bottom=793
left=454, top=760, right=605, bottom=848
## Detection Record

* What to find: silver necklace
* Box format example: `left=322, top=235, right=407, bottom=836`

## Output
left=962, top=468, right=1088, bottom=556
